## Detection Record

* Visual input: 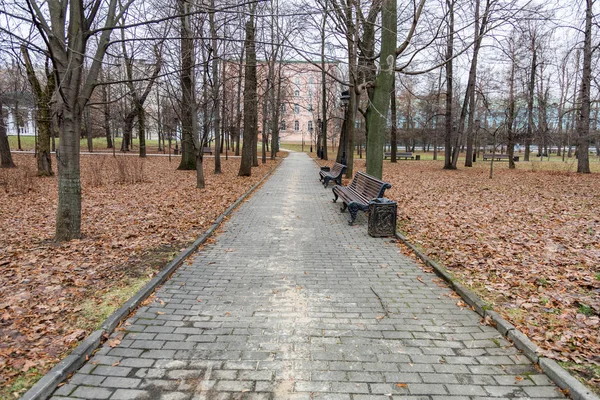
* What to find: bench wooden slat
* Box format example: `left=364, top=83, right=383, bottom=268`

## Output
left=332, top=171, right=392, bottom=224
left=384, top=152, right=414, bottom=160
left=319, top=162, right=347, bottom=187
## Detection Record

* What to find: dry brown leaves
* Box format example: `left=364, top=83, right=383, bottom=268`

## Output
left=0, top=153, right=278, bottom=393
left=377, top=159, right=599, bottom=389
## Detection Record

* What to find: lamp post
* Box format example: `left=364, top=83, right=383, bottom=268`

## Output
left=308, top=125, right=313, bottom=153
left=301, top=129, right=304, bottom=152
left=340, top=90, right=350, bottom=165
left=317, top=118, right=322, bottom=158
left=474, top=119, right=480, bottom=161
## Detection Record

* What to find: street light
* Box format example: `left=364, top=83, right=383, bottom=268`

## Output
left=317, top=118, right=322, bottom=158
left=308, top=125, right=313, bottom=153
left=340, top=90, right=350, bottom=165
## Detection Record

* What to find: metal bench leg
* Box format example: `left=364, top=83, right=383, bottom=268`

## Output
left=332, top=189, right=339, bottom=203
left=347, top=203, right=359, bottom=225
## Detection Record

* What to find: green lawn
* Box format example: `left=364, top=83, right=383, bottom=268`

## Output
left=7, top=136, right=165, bottom=152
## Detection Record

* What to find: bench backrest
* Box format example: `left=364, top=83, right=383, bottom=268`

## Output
left=398, top=152, right=412, bottom=156
left=348, top=171, right=392, bottom=200
left=331, top=162, right=346, bottom=175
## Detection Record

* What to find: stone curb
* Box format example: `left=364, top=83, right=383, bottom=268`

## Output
left=21, top=159, right=284, bottom=400
left=540, top=358, right=599, bottom=400
left=394, top=232, right=600, bottom=400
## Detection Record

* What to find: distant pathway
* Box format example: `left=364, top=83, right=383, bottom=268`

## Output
left=52, top=152, right=564, bottom=399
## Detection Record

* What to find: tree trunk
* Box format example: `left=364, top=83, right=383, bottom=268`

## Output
left=390, top=78, right=397, bottom=163
left=122, top=112, right=135, bottom=152
left=320, top=2, right=328, bottom=160
left=464, top=0, right=487, bottom=167
left=178, top=0, right=197, bottom=170
left=138, top=106, right=146, bottom=157
left=525, top=36, right=537, bottom=162
left=234, top=54, right=244, bottom=157
left=261, top=89, right=268, bottom=164
left=209, top=0, right=222, bottom=174
left=443, top=0, right=455, bottom=170
left=103, top=76, right=113, bottom=149
left=85, top=105, right=93, bottom=152
left=239, top=11, right=257, bottom=177
left=22, top=47, right=54, bottom=175
left=0, top=100, right=16, bottom=168
left=365, top=0, right=396, bottom=179
left=576, top=0, right=592, bottom=174
left=55, top=108, right=82, bottom=241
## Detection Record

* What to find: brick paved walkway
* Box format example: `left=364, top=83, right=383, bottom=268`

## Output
left=52, top=152, right=564, bottom=399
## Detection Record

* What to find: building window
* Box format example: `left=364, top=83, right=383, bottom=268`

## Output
left=308, top=121, right=313, bottom=131
left=308, top=104, right=313, bottom=112
left=294, top=120, right=299, bottom=131
left=280, top=120, right=286, bottom=131
left=281, top=104, right=286, bottom=114
left=295, top=78, right=300, bottom=85
left=309, top=77, right=314, bottom=85
left=294, top=90, right=300, bottom=97
left=294, top=104, right=300, bottom=114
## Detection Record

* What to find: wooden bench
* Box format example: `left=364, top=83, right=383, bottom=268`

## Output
left=384, top=151, right=414, bottom=160
left=332, top=171, right=392, bottom=224
left=202, top=147, right=213, bottom=155
left=483, top=153, right=515, bottom=161
left=319, top=162, right=347, bottom=187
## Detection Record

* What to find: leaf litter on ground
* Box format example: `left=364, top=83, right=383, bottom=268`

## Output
left=0, top=153, right=279, bottom=396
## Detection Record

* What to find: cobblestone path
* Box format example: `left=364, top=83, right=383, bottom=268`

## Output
left=52, top=152, right=564, bottom=399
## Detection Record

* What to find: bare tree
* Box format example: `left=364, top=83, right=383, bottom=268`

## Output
left=21, top=47, right=55, bottom=175
left=239, top=4, right=257, bottom=177
left=20, top=0, right=133, bottom=241
left=0, top=98, right=16, bottom=168
left=575, top=0, right=593, bottom=174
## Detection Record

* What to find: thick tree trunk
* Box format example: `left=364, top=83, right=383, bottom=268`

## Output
left=576, top=0, right=592, bottom=174
left=443, top=0, right=455, bottom=170
left=0, top=101, right=16, bottom=168
left=365, top=0, right=396, bottom=179
left=55, top=109, right=82, bottom=241
left=390, top=79, right=397, bottom=163
left=178, top=0, right=197, bottom=170
left=239, top=13, right=257, bottom=177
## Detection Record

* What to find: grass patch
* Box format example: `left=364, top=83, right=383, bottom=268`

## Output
left=77, top=274, right=151, bottom=331
left=505, top=308, right=525, bottom=320
left=578, top=303, right=594, bottom=317
left=560, top=362, right=600, bottom=396
left=0, top=368, right=44, bottom=399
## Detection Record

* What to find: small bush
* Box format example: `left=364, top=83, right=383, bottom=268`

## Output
left=0, top=165, right=37, bottom=195
left=111, top=156, right=146, bottom=184
left=86, top=156, right=108, bottom=187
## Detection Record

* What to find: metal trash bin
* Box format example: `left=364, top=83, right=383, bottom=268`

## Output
left=415, top=155, right=421, bottom=161
left=368, top=198, right=397, bottom=237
